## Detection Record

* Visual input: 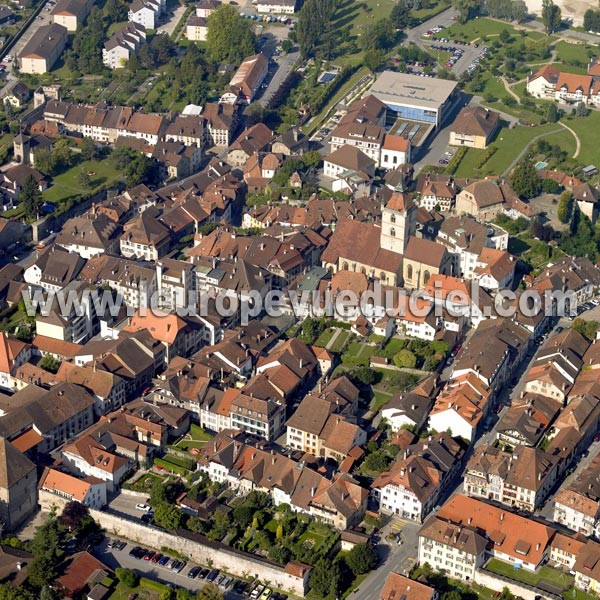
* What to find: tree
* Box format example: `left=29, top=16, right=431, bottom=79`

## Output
left=196, top=584, right=223, bottom=600
left=53, top=138, right=73, bottom=170
left=233, top=505, right=254, bottom=528
left=546, top=103, right=559, bottom=123
left=393, top=349, right=417, bottom=369
left=512, top=0, right=528, bottom=22
left=352, top=366, right=377, bottom=385
left=302, top=151, right=322, bottom=169
left=39, top=587, right=59, bottom=600
left=77, top=170, right=92, bottom=189
left=542, top=0, right=561, bottom=33
left=58, top=501, right=89, bottom=531
left=297, top=0, right=336, bottom=58
left=346, top=543, right=378, bottom=575
left=583, top=9, right=600, bottom=32
left=390, top=0, right=410, bottom=29
left=33, top=148, right=55, bottom=176
left=571, top=318, right=599, bottom=341
left=116, top=568, right=139, bottom=588
left=309, top=559, right=336, bottom=597
left=442, top=592, right=462, bottom=600
left=364, top=48, right=385, bottom=73
left=21, top=174, right=42, bottom=219
left=510, top=157, right=540, bottom=199
left=281, top=39, right=293, bottom=53
left=208, top=510, right=230, bottom=540
left=364, top=450, right=391, bottom=472
left=149, top=478, right=167, bottom=505
left=154, top=502, right=183, bottom=530
left=557, top=190, right=573, bottom=223
left=0, top=583, right=33, bottom=600
left=362, top=18, right=396, bottom=52
left=159, top=589, right=175, bottom=600
left=29, top=516, right=65, bottom=589
left=269, top=544, right=291, bottom=564
left=39, top=353, right=60, bottom=374
left=452, top=0, right=482, bottom=23
left=80, top=137, right=98, bottom=161
left=206, top=5, right=256, bottom=63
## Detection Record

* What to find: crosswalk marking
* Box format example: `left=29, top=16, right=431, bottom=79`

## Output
left=391, top=517, right=410, bottom=530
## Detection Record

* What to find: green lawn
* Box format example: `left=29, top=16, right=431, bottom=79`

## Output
left=109, top=577, right=169, bottom=599
left=554, top=40, right=594, bottom=66
left=314, top=328, right=336, bottom=348
left=563, top=589, right=598, bottom=600
left=563, top=111, right=600, bottom=166
left=486, top=559, right=574, bottom=590
left=43, top=159, right=122, bottom=204
left=434, top=17, right=518, bottom=41
left=453, top=147, right=487, bottom=177
left=480, top=123, right=565, bottom=175
left=171, top=424, right=213, bottom=453
left=329, top=330, right=352, bottom=353
left=372, top=390, right=393, bottom=412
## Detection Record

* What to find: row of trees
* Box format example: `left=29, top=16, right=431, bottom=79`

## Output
left=583, top=8, right=600, bottom=32
left=486, top=0, right=528, bottom=22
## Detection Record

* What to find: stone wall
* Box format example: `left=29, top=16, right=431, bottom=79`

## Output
left=39, top=490, right=307, bottom=597
left=474, top=568, right=562, bottom=600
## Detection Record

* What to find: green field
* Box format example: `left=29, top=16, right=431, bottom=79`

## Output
left=486, top=559, right=573, bottom=590
left=563, top=111, right=600, bottom=166
left=42, top=159, right=122, bottom=204
left=328, top=329, right=352, bottom=353
left=554, top=40, right=594, bottom=66
left=434, top=17, right=519, bottom=41
left=479, top=123, right=565, bottom=175
left=314, top=327, right=336, bottom=348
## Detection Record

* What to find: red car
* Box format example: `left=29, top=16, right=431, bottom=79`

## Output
left=151, top=553, right=163, bottom=563
left=143, top=551, right=155, bottom=561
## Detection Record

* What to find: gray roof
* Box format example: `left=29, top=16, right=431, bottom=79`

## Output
left=370, top=71, right=458, bottom=111
left=19, top=23, right=67, bottom=60
left=0, top=437, right=35, bottom=489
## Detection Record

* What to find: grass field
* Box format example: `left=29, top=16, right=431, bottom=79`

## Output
left=434, top=17, right=519, bottom=41
left=329, top=329, right=352, bottom=353
left=486, top=559, right=573, bottom=590
left=43, top=159, right=122, bottom=203
left=563, top=111, right=600, bottom=166
left=478, top=123, right=565, bottom=175
left=171, top=424, right=213, bottom=453
left=314, top=328, right=336, bottom=348
left=554, top=40, right=594, bottom=66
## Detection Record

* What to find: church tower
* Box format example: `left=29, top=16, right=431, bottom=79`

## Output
left=380, top=189, right=416, bottom=254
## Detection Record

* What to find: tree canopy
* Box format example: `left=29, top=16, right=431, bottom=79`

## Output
left=542, top=0, right=561, bottom=33
left=206, top=5, right=256, bottom=63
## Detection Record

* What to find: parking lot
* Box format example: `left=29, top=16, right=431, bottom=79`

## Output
left=422, top=23, right=489, bottom=75
left=95, top=534, right=290, bottom=599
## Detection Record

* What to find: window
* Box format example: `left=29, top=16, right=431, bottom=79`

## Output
left=407, top=264, right=413, bottom=279
left=390, top=228, right=396, bottom=237
left=424, top=270, right=431, bottom=284
left=390, top=214, right=396, bottom=223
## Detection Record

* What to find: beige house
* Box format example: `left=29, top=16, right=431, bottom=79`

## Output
left=51, top=0, right=91, bottom=31
left=19, top=23, right=68, bottom=74
left=0, top=437, right=38, bottom=531
left=449, top=105, right=499, bottom=149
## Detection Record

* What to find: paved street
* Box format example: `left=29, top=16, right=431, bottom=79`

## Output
left=107, top=491, right=151, bottom=519
left=352, top=519, right=421, bottom=599
left=0, top=0, right=54, bottom=96
left=538, top=437, right=600, bottom=521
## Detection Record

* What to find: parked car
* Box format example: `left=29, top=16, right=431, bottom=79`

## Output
left=151, top=553, right=163, bottom=563
left=158, top=555, right=170, bottom=566
left=135, top=503, right=150, bottom=511
left=198, top=569, right=209, bottom=579
left=188, top=566, right=201, bottom=578
left=207, top=569, right=219, bottom=582
left=143, top=551, right=155, bottom=561
left=175, top=561, right=186, bottom=573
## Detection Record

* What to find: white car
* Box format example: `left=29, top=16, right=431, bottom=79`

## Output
left=135, top=503, right=150, bottom=511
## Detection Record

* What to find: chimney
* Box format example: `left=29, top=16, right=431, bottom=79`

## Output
left=310, top=486, right=316, bottom=497
left=500, top=513, right=504, bottom=521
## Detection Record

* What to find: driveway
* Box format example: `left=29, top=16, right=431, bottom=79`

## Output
left=157, top=2, right=187, bottom=36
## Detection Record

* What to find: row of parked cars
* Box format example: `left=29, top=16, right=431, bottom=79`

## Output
left=111, top=537, right=288, bottom=598
left=466, top=46, right=489, bottom=73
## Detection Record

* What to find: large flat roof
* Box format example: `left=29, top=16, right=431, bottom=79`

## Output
left=370, top=71, right=458, bottom=111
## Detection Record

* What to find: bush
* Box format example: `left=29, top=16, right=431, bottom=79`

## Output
left=116, top=568, right=139, bottom=588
